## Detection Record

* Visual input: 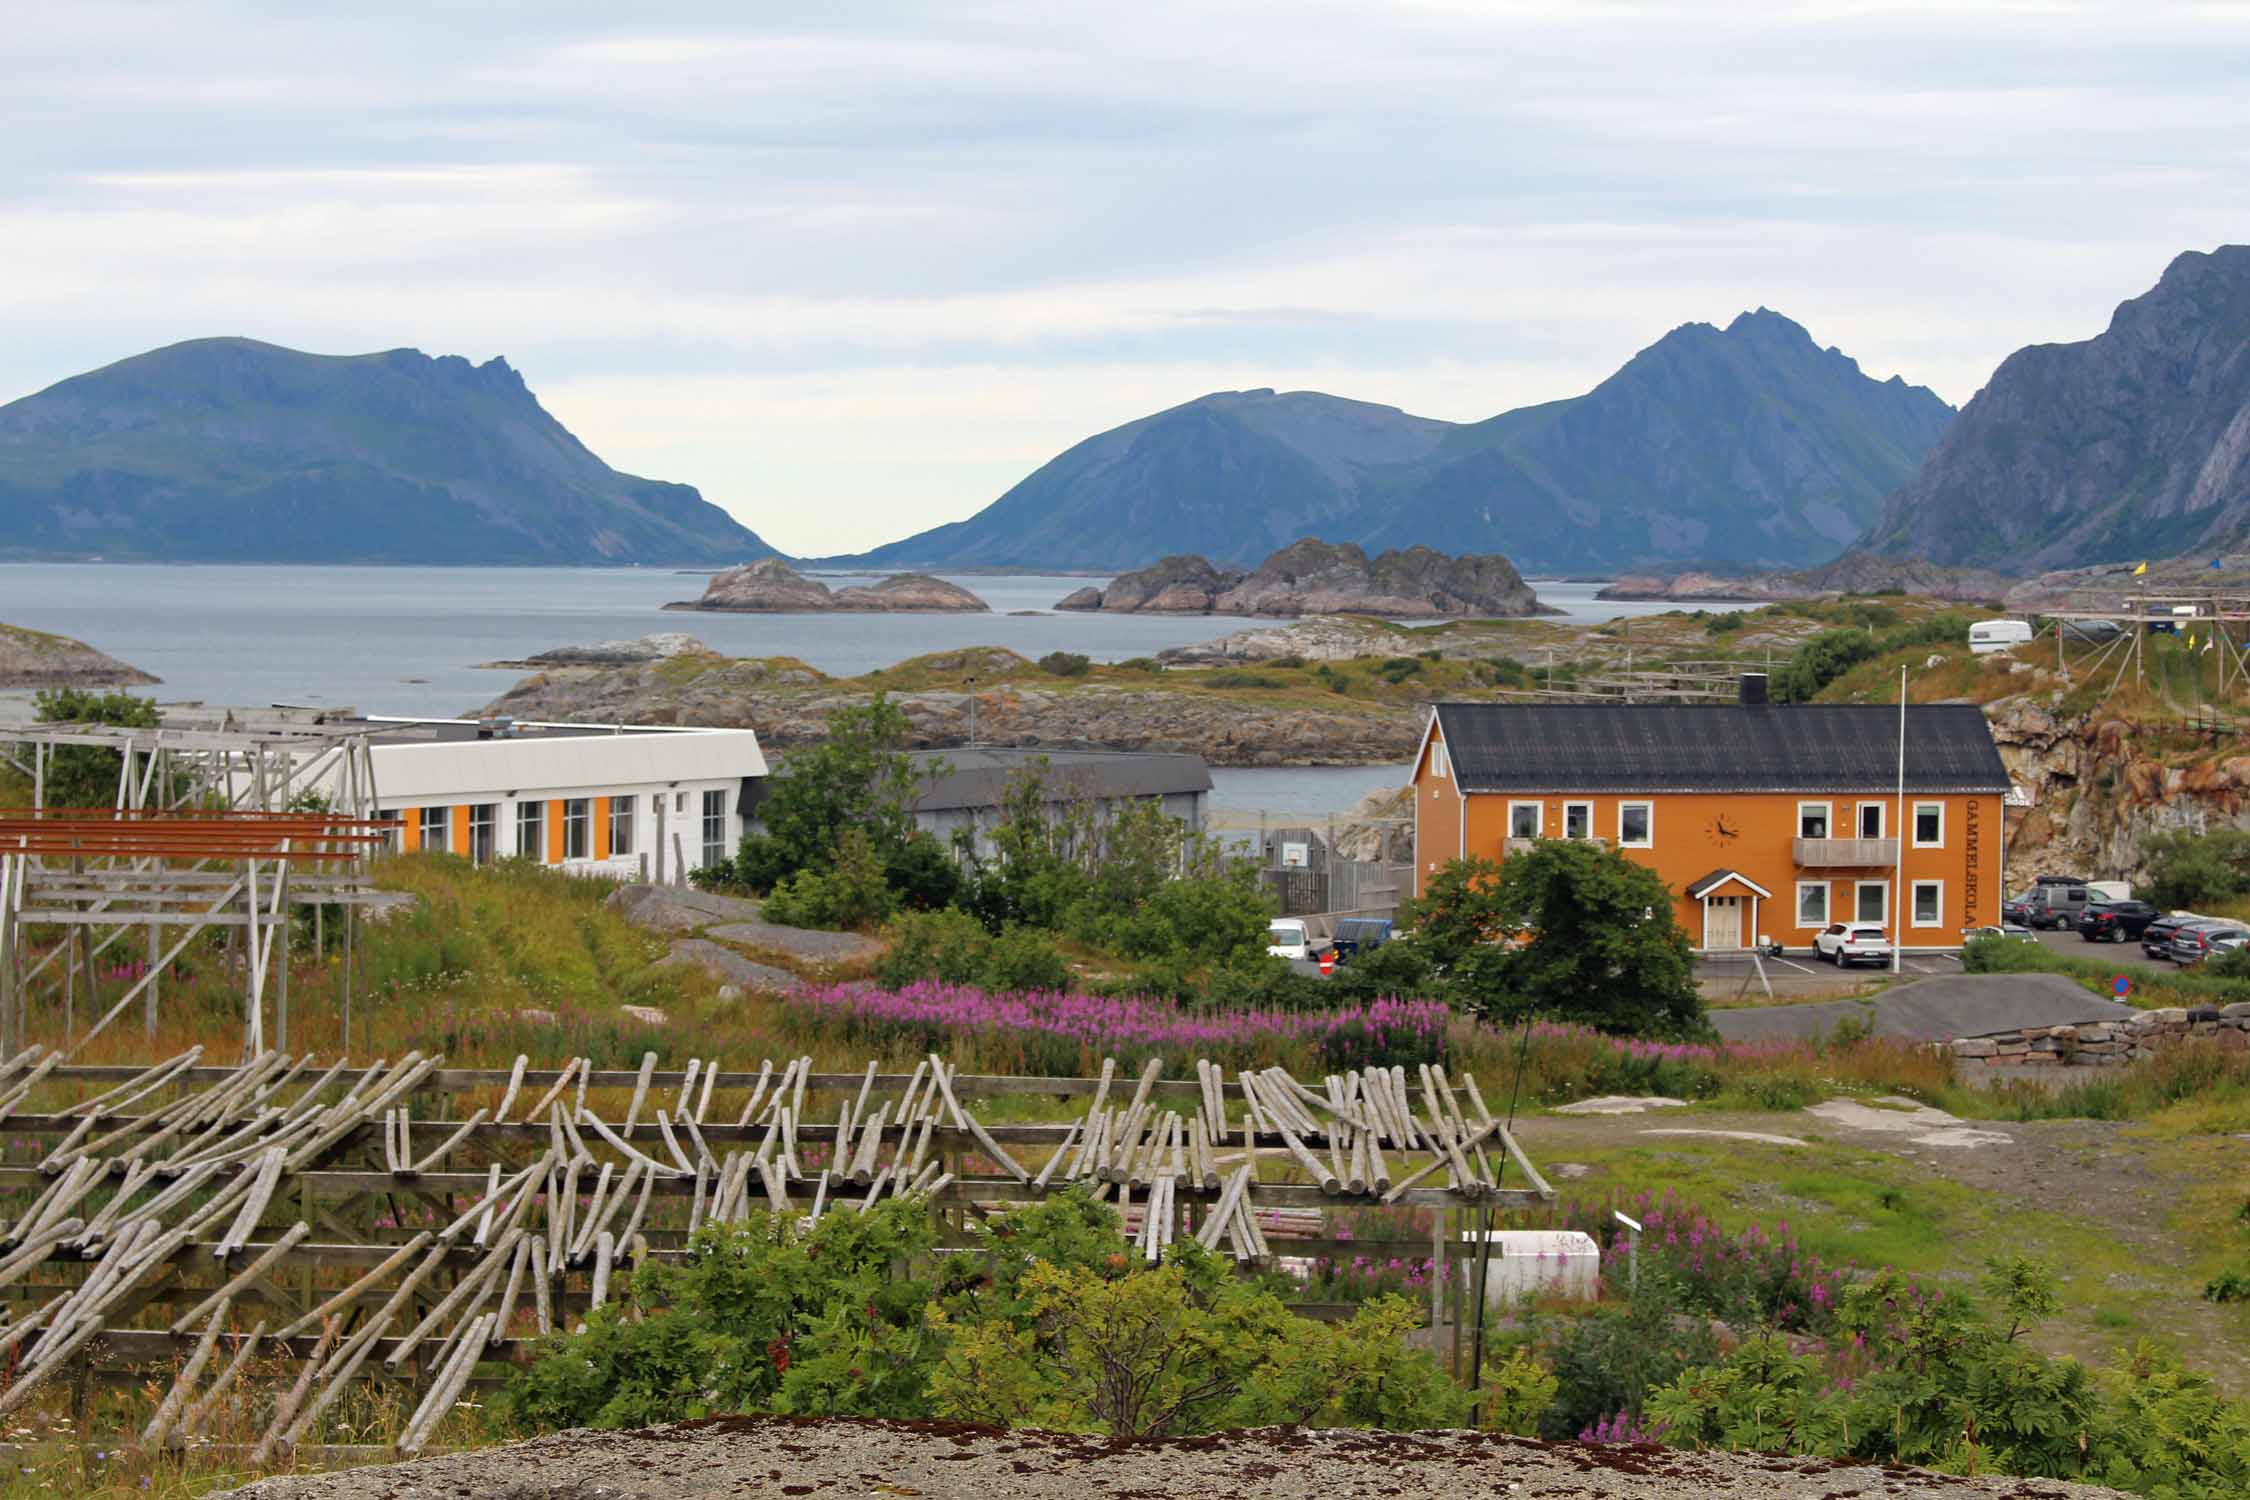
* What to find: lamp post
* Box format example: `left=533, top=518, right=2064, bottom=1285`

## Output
left=965, top=675, right=977, bottom=747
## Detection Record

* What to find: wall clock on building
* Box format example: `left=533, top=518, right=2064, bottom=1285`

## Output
left=1706, top=814, right=1739, bottom=846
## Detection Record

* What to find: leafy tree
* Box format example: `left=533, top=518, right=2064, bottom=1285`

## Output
left=2137, top=828, right=2250, bottom=910
left=719, top=694, right=951, bottom=897
left=1400, top=856, right=1507, bottom=970
left=25, top=688, right=161, bottom=808
left=1437, top=842, right=1703, bottom=1037
left=1323, top=939, right=1437, bottom=1004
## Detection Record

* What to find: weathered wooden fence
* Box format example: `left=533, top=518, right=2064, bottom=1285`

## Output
left=0, top=1046, right=1553, bottom=1459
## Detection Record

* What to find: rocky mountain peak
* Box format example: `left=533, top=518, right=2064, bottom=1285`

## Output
left=1861, top=244, right=2250, bottom=572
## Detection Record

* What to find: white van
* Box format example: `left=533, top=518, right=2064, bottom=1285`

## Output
left=1969, top=619, right=2034, bottom=655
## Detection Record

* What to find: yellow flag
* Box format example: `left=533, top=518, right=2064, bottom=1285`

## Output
left=2133, top=561, right=2149, bottom=576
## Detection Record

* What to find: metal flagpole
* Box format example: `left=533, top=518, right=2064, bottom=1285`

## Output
left=1893, top=665, right=1905, bottom=976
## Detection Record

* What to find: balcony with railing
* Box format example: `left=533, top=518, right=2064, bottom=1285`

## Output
left=1793, top=836, right=1898, bottom=868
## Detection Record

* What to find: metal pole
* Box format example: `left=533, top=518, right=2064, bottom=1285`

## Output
left=1892, top=665, right=1905, bottom=976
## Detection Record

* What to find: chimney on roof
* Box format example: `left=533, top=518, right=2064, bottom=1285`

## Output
left=1739, top=672, right=1769, bottom=706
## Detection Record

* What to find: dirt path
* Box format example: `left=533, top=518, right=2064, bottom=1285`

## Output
left=220, top=1415, right=2131, bottom=1500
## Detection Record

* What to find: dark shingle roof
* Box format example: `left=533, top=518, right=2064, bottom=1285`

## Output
left=1433, top=703, right=2008, bottom=795
left=906, top=748, right=1212, bottom=813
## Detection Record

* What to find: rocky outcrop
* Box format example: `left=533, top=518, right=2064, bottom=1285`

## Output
left=480, top=633, right=710, bottom=669
left=1062, top=540, right=1549, bottom=618
left=0, top=623, right=158, bottom=689
left=829, top=573, right=990, bottom=611
left=1861, top=246, right=2250, bottom=573
left=474, top=656, right=1421, bottom=767
left=1215, top=540, right=1550, bottom=617
left=669, top=558, right=987, bottom=613
left=1986, top=696, right=2250, bottom=884
left=1599, top=556, right=2008, bottom=604
left=1071, top=555, right=1243, bottom=613
left=1158, top=616, right=1423, bottom=666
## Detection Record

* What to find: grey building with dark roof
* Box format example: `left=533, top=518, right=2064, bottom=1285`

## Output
left=907, top=748, right=1210, bottom=855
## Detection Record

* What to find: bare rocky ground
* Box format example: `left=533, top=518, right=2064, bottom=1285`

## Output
left=218, top=1415, right=2129, bottom=1500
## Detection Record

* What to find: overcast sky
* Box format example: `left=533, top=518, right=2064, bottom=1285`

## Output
left=4, top=2, right=2246, bottom=555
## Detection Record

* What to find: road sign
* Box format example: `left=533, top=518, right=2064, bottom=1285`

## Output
left=2113, top=975, right=2132, bottom=999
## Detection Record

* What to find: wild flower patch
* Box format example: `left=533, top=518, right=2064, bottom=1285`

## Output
left=779, top=982, right=1450, bottom=1073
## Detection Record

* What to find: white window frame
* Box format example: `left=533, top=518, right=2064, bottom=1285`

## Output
left=1855, top=801, right=1885, bottom=840
left=467, top=803, right=497, bottom=865
left=563, top=798, right=591, bottom=861
left=1507, top=801, right=1542, bottom=840
left=418, top=806, right=448, bottom=854
left=1617, top=801, right=1653, bottom=849
left=1855, top=880, right=1889, bottom=925
left=1797, top=801, right=1832, bottom=839
left=515, top=800, right=544, bottom=861
left=1562, top=801, right=1593, bottom=841
left=1430, top=742, right=1449, bottom=780
left=610, top=794, right=636, bottom=858
left=1911, top=880, right=1943, bottom=928
left=700, top=788, right=729, bottom=869
left=1912, top=801, right=1945, bottom=848
left=1795, top=881, right=1829, bottom=928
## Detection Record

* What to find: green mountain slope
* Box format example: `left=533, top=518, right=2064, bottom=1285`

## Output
left=832, top=311, right=1952, bottom=573
left=0, top=338, right=775, bottom=565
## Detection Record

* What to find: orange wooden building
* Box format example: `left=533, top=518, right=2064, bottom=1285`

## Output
left=1409, top=680, right=2009, bottom=953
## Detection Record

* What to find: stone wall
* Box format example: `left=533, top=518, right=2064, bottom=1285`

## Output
left=1949, top=1003, right=2250, bottom=1067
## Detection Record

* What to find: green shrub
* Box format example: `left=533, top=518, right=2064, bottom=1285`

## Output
left=1375, top=656, right=1423, bottom=684
left=876, top=908, right=994, bottom=987
left=764, top=827, right=897, bottom=930
left=1037, top=651, right=1093, bottom=677
left=1203, top=670, right=1286, bottom=690
left=1323, top=940, right=1436, bottom=1004
left=498, top=1201, right=942, bottom=1432
left=2139, top=828, right=2250, bottom=910
left=1201, top=954, right=1333, bottom=1011
left=929, top=1255, right=1465, bottom=1438
left=982, top=925, right=1073, bottom=992
left=1115, top=656, right=1161, bottom=673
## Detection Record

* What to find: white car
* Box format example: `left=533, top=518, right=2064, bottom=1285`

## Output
left=1814, top=922, right=1893, bottom=968
left=1267, top=919, right=1312, bottom=961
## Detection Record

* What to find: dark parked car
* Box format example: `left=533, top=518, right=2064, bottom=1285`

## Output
left=2144, top=914, right=2232, bottom=961
left=1329, top=917, right=1394, bottom=961
left=2172, top=923, right=2250, bottom=965
left=2140, top=913, right=2202, bottom=959
left=2077, top=900, right=2160, bottom=942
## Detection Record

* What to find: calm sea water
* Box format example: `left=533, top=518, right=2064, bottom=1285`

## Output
left=0, top=565, right=1647, bottom=822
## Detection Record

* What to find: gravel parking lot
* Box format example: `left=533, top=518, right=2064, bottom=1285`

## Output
left=2027, top=925, right=2175, bottom=970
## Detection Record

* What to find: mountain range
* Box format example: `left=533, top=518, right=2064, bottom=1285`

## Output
left=825, top=310, right=1955, bottom=574
left=0, top=338, right=775, bottom=565
left=1860, top=246, right=2250, bottom=572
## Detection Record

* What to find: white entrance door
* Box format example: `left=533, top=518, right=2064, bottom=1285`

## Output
left=1704, top=894, right=1744, bottom=950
